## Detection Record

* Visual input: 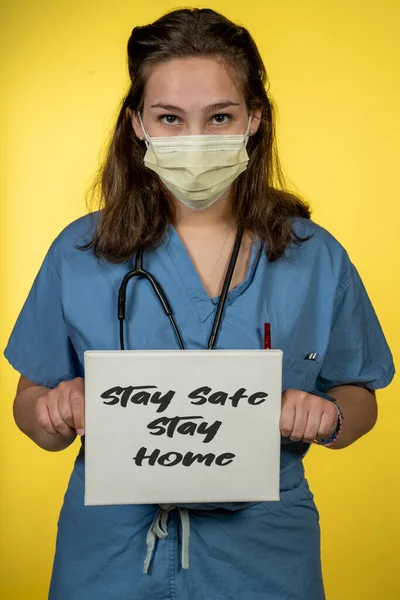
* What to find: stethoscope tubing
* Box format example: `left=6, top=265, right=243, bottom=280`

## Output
left=117, top=227, right=244, bottom=351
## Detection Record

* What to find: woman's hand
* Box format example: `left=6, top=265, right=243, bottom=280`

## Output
left=35, top=377, right=85, bottom=439
left=280, top=389, right=338, bottom=443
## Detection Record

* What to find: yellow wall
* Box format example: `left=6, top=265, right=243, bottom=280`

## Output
left=1, top=1, right=398, bottom=598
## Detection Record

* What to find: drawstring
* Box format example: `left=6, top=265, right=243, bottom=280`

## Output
left=143, top=504, right=190, bottom=574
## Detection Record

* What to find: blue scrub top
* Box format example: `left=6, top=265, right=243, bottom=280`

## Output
left=4, top=212, right=396, bottom=599
left=4, top=212, right=395, bottom=477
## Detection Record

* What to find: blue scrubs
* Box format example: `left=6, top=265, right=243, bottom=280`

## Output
left=4, top=212, right=394, bottom=599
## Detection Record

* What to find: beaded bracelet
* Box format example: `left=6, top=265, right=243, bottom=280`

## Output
left=314, top=400, right=344, bottom=447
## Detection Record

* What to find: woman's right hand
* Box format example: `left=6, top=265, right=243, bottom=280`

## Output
left=35, top=377, right=85, bottom=438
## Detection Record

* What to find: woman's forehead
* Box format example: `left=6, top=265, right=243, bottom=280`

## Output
left=144, top=57, right=244, bottom=109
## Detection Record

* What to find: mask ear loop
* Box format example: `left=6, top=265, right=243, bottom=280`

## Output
left=137, top=111, right=150, bottom=149
left=243, top=113, right=253, bottom=148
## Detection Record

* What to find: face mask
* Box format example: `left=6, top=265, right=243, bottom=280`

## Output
left=137, top=111, right=252, bottom=210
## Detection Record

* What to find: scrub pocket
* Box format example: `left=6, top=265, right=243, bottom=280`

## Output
left=282, top=356, right=321, bottom=392
left=253, top=472, right=320, bottom=517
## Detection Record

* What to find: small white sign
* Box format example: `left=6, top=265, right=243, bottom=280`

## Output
left=84, top=349, right=282, bottom=505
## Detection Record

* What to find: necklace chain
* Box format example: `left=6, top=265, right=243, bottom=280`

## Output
left=209, top=226, right=236, bottom=288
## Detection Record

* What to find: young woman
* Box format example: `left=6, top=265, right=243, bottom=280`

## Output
left=4, top=7, right=394, bottom=600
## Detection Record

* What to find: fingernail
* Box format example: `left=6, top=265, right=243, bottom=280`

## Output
left=77, top=429, right=84, bottom=436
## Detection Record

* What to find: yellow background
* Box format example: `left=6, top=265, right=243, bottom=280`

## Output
left=1, top=1, right=399, bottom=598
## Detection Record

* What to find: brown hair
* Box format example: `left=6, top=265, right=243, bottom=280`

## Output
left=80, top=7, right=311, bottom=262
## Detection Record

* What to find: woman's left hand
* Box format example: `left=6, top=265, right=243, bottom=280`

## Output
left=280, top=389, right=338, bottom=443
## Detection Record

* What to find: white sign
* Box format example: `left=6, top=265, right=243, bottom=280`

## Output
left=84, top=349, right=282, bottom=505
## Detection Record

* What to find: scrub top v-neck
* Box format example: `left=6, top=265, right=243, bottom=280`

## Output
left=161, top=225, right=262, bottom=325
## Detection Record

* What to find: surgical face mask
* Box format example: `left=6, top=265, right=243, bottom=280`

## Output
left=137, top=111, right=252, bottom=210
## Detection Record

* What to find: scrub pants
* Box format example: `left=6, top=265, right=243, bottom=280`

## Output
left=49, top=454, right=325, bottom=600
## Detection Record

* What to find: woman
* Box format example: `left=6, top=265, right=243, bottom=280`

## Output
left=4, top=7, right=394, bottom=600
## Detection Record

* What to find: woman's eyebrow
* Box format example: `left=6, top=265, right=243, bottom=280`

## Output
left=203, top=102, right=240, bottom=113
left=149, top=101, right=240, bottom=113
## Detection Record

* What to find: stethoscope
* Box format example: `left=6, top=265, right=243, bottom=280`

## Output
left=118, top=227, right=244, bottom=351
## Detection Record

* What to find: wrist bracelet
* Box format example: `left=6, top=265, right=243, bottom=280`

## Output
left=314, top=401, right=344, bottom=447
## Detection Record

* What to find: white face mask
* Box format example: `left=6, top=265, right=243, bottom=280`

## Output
left=137, top=111, right=252, bottom=210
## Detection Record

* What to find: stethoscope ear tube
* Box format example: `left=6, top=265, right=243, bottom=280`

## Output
left=118, top=228, right=243, bottom=351
left=207, top=227, right=243, bottom=349
left=118, top=249, right=184, bottom=350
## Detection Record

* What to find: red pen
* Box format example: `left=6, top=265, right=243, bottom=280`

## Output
left=264, top=322, right=271, bottom=349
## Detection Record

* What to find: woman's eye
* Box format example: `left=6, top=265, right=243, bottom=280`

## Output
left=159, top=115, right=180, bottom=124
left=210, top=113, right=232, bottom=125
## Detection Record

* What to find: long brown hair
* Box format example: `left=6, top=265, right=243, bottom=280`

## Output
left=80, top=7, right=311, bottom=263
